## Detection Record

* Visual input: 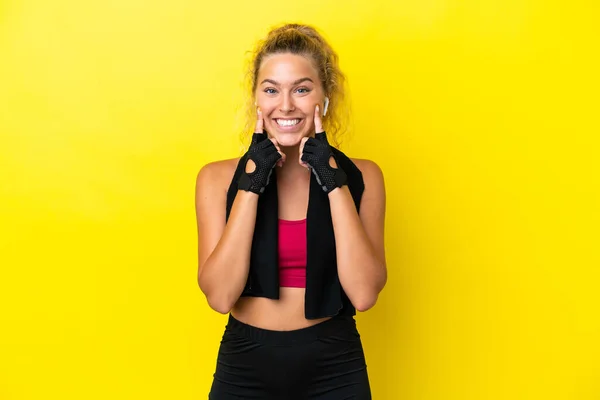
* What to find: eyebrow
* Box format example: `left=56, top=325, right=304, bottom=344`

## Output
left=260, top=77, right=314, bottom=86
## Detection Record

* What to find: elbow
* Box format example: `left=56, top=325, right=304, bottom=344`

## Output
left=353, top=295, right=378, bottom=312
left=198, top=276, right=235, bottom=315
left=206, top=296, right=234, bottom=315
left=354, top=259, right=387, bottom=312
left=203, top=288, right=235, bottom=314
left=352, top=277, right=387, bottom=312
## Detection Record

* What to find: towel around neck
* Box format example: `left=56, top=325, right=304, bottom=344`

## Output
left=225, top=146, right=365, bottom=319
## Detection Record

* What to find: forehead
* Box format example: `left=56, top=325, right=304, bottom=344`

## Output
left=258, top=53, right=319, bottom=82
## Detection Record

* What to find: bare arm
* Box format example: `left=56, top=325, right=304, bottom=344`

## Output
left=195, top=161, right=259, bottom=314
left=299, top=105, right=387, bottom=312
left=195, top=108, right=284, bottom=314
left=329, top=159, right=387, bottom=311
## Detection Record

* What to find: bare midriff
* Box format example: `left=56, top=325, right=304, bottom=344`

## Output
left=231, top=287, right=331, bottom=330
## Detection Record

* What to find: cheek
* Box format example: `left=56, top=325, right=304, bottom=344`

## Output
left=256, top=98, right=278, bottom=115
left=255, top=93, right=320, bottom=116
left=299, top=92, right=322, bottom=110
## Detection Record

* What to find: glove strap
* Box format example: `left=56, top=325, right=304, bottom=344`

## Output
left=331, top=166, right=348, bottom=192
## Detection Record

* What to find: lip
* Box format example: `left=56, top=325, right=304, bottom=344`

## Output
left=272, top=118, right=305, bottom=132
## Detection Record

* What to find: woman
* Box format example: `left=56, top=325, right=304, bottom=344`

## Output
left=195, top=23, right=387, bottom=399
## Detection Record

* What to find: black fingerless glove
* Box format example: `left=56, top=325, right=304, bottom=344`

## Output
left=301, top=131, right=347, bottom=193
left=238, top=133, right=282, bottom=194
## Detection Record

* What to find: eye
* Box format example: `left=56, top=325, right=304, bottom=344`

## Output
left=264, top=88, right=278, bottom=94
left=296, top=87, right=311, bottom=94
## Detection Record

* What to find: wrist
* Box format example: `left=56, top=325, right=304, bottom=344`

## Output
left=236, top=188, right=261, bottom=201
left=327, top=183, right=349, bottom=198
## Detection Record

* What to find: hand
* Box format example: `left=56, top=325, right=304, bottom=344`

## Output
left=300, top=104, right=347, bottom=193
left=238, top=107, right=285, bottom=194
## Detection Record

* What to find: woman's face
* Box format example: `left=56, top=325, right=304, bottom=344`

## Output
left=255, top=53, right=325, bottom=148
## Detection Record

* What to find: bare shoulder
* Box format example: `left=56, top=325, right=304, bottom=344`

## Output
left=196, top=157, right=241, bottom=192
left=350, top=158, right=385, bottom=189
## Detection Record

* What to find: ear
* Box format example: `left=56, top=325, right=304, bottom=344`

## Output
left=323, top=97, right=329, bottom=116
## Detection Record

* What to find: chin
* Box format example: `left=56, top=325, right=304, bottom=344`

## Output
left=272, top=133, right=306, bottom=148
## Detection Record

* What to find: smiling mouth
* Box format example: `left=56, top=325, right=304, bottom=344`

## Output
left=275, top=118, right=302, bottom=127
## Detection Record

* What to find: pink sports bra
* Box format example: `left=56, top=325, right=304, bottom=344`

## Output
left=278, top=219, right=307, bottom=288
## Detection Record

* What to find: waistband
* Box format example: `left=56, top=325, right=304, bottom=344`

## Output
left=226, top=313, right=357, bottom=345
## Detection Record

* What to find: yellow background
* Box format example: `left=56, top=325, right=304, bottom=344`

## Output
left=1, top=0, right=599, bottom=398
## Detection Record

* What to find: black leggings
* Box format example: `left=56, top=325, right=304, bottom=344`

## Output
left=209, top=314, right=372, bottom=399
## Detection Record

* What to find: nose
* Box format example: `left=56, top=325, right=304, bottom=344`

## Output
left=279, top=93, right=296, bottom=113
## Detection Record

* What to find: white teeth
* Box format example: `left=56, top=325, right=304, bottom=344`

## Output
left=276, top=119, right=300, bottom=127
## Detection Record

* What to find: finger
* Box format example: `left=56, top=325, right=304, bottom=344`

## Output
left=314, top=104, right=324, bottom=134
left=302, top=137, right=316, bottom=147
left=255, top=107, right=264, bottom=134
left=268, top=152, right=283, bottom=169
left=315, top=131, right=328, bottom=142
left=267, top=146, right=284, bottom=168
left=299, top=137, right=310, bottom=167
left=299, top=137, right=309, bottom=153
left=270, top=138, right=285, bottom=157
left=300, top=152, right=312, bottom=166
left=301, top=146, right=315, bottom=155
left=270, top=138, right=286, bottom=166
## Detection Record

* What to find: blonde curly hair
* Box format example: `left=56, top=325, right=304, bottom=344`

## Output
left=237, top=23, right=351, bottom=150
